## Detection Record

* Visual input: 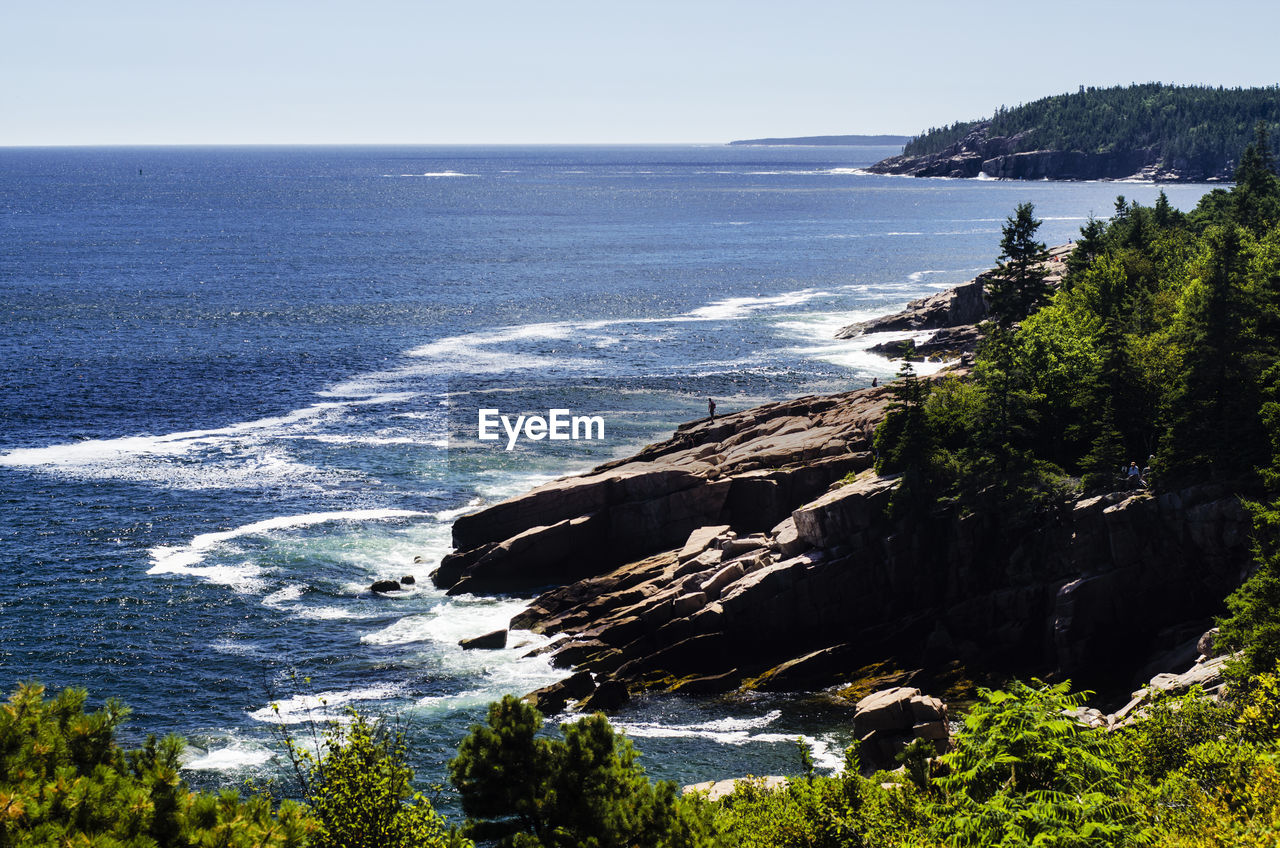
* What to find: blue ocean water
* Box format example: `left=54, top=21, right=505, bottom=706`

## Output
left=0, top=145, right=1213, bottom=796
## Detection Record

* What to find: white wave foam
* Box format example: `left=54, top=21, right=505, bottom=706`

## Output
left=295, top=433, right=447, bottom=448
left=0, top=393, right=417, bottom=489
left=616, top=711, right=844, bottom=773
left=184, top=744, right=273, bottom=771
left=906, top=269, right=954, bottom=285
left=361, top=597, right=531, bottom=647
left=414, top=653, right=565, bottom=716
left=263, top=584, right=306, bottom=607
left=434, top=498, right=484, bottom=522
left=148, top=509, right=424, bottom=582
left=389, top=171, right=479, bottom=178
left=293, top=605, right=360, bottom=620
left=250, top=685, right=403, bottom=725
left=684, top=289, right=837, bottom=321
left=619, top=709, right=783, bottom=744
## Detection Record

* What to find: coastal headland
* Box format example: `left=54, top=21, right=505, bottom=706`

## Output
left=436, top=253, right=1250, bottom=713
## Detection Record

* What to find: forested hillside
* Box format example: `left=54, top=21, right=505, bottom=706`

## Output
left=874, top=83, right=1280, bottom=181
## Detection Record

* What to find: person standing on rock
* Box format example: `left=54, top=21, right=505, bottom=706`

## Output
left=707, top=398, right=716, bottom=420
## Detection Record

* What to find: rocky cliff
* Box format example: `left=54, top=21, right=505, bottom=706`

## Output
left=866, top=122, right=1232, bottom=182
left=438, top=387, right=1250, bottom=710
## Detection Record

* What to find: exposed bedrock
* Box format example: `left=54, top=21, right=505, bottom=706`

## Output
left=509, top=473, right=1249, bottom=701
left=833, top=244, right=1072, bottom=352
left=433, top=389, right=891, bottom=596
left=865, top=123, right=1227, bottom=182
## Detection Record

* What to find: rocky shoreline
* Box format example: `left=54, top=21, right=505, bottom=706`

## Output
left=866, top=121, right=1233, bottom=182
left=432, top=265, right=1252, bottom=720
left=833, top=243, right=1073, bottom=362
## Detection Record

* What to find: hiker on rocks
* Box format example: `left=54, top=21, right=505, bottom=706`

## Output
left=707, top=398, right=716, bottom=420
left=1127, top=461, right=1141, bottom=487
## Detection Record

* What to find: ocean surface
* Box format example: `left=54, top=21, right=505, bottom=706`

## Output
left=0, top=145, right=1214, bottom=801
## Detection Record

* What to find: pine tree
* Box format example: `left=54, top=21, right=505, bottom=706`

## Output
left=1233, top=121, right=1280, bottom=232
left=986, top=202, right=1050, bottom=327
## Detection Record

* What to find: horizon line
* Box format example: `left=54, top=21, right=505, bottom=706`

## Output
left=0, top=136, right=910, bottom=150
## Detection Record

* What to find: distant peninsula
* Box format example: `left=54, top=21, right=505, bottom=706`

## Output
left=729, top=134, right=910, bottom=146
left=868, top=83, right=1280, bottom=182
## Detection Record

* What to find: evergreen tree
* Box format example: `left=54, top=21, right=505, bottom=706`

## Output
left=987, top=203, right=1050, bottom=327
left=450, top=696, right=715, bottom=848
left=1233, top=121, right=1280, bottom=233
left=874, top=361, right=935, bottom=514
left=1161, top=225, right=1262, bottom=484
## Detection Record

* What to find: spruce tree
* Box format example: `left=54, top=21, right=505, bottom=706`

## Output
left=1160, top=225, right=1262, bottom=484
left=1233, top=121, right=1280, bottom=232
left=987, top=202, right=1050, bottom=327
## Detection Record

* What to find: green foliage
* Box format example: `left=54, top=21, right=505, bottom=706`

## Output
left=1117, top=688, right=1235, bottom=782
left=1238, top=664, right=1280, bottom=743
left=987, top=202, right=1050, bottom=327
left=901, top=83, right=1280, bottom=178
left=0, top=681, right=312, bottom=848
left=1219, top=541, right=1280, bottom=679
left=450, top=695, right=715, bottom=848
left=1234, top=122, right=1280, bottom=233
left=280, top=709, right=466, bottom=848
left=930, top=680, right=1143, bottom=847
left=712, top=770, right=929, bottom=848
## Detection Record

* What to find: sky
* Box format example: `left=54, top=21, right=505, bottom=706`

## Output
left=4, top=0, right=1279, bottom=146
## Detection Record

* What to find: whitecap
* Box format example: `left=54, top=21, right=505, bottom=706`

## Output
left=389, top=171, right=479, bottom=178
left=618, top=709, right=783, bottom=744
left=682, top=289, right=838, bottom=321
left=249, top=685, right=403, bottom=725
left=0, top=393, right=418, bottom=489
left=184, top=744, right=274, bottom=771
left=263, top=584, right=306, bottom=607
left=148, top=509, right=425, bottom=582
left=360, top=598, right=532, bottom=647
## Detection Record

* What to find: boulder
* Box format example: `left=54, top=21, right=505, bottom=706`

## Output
left=370, top=579, right=401, bottom=594
left=400, top=574, right=416, bottom=585
left=770, top=516, right=807, bottom=557
left=853, top=687, right=949, bottom=765
left=853, top=687, right=921, bottom=734
left=525, top=671, right=595, bottom=714
left=1197, top=627, right=1220, bottom=658
left=679, top=525, right=732, bottom=561
left=578, top=677, right=630, bottom=712
left=1145, top=654, right=1232, bottom=697
left=459, top=629, right=507, bottom=650
left=722, top=534, right=769, bottom=556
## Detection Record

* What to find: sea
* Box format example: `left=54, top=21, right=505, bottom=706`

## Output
left=0, top=144, right=1214, bottom=803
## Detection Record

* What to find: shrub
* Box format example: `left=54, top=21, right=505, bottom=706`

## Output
left=930, top=680, right=1144, bottom=847
left=278, top=708, right=467, bottom=848
left=0, top=681, right=312, bottom=848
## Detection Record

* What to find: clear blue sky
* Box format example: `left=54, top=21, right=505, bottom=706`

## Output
left=5, top=0, right=1278, bottom=145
